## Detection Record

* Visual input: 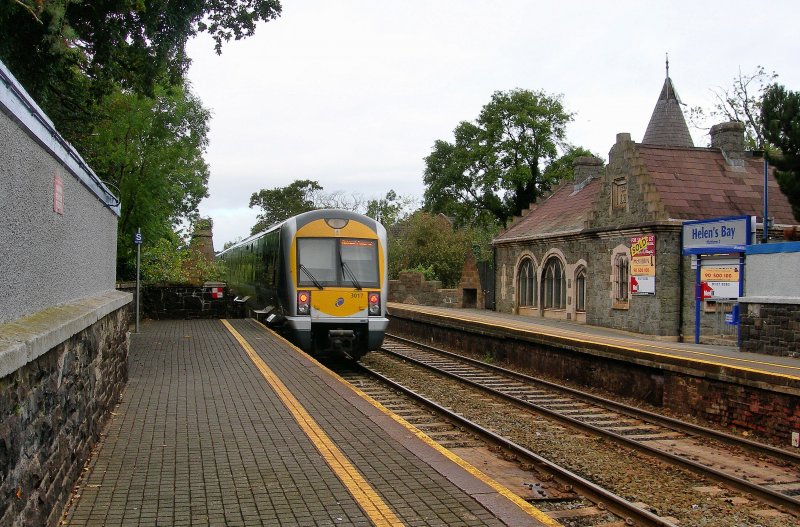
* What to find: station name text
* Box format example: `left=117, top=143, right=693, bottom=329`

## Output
left=690, top=225, right=735, bottom=242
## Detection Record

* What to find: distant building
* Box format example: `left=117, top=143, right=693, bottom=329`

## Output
left=492, top=68, right=796, bottom=343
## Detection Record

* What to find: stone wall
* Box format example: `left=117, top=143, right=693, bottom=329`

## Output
left=388, top=272, right=460, bottom=308
left=495, top=226, right=686, bottom=338
left=740, top=303, right=800, bottom=357
left=388, top=310, right=800, bottom=446
left=738, top=242, right=800, bottom=356
left=0, top=304, right=129, bottom=527
left=120, top=284, right=230, bottom=320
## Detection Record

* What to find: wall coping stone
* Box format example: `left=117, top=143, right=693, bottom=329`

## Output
left=0, top=289, right=131, bottom=378
left=739, top=297, right=800, bottom=305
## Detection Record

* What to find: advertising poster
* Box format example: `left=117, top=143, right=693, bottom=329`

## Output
left=699, top=267, right=740, bottom=300
left=629, top=234, right=655, bottom=295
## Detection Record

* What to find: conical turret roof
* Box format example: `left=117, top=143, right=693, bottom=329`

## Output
left=642, top=66, right=694, bottom=147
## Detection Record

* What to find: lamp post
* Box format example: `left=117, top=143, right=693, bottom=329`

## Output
left=763, top=154, right=769, bottom=243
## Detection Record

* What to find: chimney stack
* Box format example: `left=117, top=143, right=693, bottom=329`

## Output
left=572, top=156, right=604, bottom=191
left=710, top=121, right=745, bottom=161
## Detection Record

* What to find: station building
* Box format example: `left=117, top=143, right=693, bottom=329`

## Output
left=492, top=72, right=797, bottom=344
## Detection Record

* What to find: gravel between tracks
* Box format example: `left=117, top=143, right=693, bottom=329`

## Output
left=362, top=352, right=797, bottom=527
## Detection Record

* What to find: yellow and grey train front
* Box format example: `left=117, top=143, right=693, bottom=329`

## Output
left=282, top=209, right=389, bottom=358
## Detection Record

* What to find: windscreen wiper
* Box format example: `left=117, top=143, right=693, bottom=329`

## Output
left=341, top=261, right=362, bottom=290
left=299, top=264, right=324, bottom=290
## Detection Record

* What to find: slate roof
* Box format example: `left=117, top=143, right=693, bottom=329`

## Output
left=494, top=177, right=602, bottom=243
left=637, top=145, right=795, bottom=224
left=642, top=76, right=694, bottom=148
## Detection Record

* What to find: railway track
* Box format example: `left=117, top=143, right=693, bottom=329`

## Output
left=335, top=363, right=674, bottom=527
left=361, top=334, right=800, bottom=524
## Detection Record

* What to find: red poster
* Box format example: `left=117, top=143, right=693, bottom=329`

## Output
left=53, top=172, right=64, bottom=215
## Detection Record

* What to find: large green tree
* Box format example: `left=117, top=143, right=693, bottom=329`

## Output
left=249, top=180, right=322, bottom=234
left=86, top=82, right=211, bottom=278
left=0, top=0, right=282, bottom=138
left=762, top=84, right=800, bottom=221
left=423, top=88, right=574, bottom=227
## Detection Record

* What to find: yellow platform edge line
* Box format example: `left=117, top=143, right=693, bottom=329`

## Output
left=246, top=319, right=560, bottom=527
left=393, top=304, right=800, bottom=380
left=220, top=319, right=404, bottom=527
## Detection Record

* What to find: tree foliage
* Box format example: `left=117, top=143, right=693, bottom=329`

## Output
left=762, top=84, right=800, bottom=221
left=249, top=179, right=322, bottom=234
left=141, top=231, right=226, bottom=284
left=388, top=213, right=471, bottom=288
left=423, top=88, right=574, bottom=227
left=365, top=190, right=415, bottom=226
left=84, top=83, right=211, bottom=278
left=248, top=181, right=416, bottom=234
left=0, top=0, right=281, bottom=136
left=688, top=66, right=778, bottom=149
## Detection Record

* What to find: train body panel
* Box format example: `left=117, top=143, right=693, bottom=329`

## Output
left=219, top=209, right=388, bottom=359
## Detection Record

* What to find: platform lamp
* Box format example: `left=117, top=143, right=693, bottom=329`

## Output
left=753, top=148, right=770, bottom=243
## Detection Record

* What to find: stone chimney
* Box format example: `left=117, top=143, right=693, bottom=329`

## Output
left=572, top=155, right=604, bottom=192
left=710, top=121, right=745, bottom=161
left=190, top=218, right=216, bottom=263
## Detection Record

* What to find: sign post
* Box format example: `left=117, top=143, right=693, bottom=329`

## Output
left=681, top=216, right=751, bottom=345
left=135, top=228, right=142, bottom=333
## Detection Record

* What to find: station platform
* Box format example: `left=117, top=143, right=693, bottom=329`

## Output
left=387, top=303, right=800, bottom=392
left=61, top=319, right=554, bottom=527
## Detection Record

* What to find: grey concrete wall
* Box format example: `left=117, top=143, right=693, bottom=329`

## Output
left=0, top=62, right=119, bottom=325
left=743, top=244, right=800, bottom=301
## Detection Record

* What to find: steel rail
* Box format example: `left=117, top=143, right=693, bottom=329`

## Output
left=354, top=362, right=675, bottom=527
left=386, top=332, right=800, bottom=465
left=379, top=338, right=800, bottom=516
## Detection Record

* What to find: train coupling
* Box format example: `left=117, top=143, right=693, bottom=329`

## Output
left=328, top=329, right=356, bottom=356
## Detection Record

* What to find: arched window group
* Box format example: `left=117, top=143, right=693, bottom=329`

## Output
left=518, top=259, right=536, bottom=307
left=542, top=258, right=566, bottom=309
left=517, top=256, right=582, bottom=312
left=575, top=267, right=587, bottom=312
left=614, top=253, right=629, bottom=304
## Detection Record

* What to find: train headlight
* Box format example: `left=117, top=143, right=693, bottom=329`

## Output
left=297, top=291, right=311, bottom=315
left=368, top=292, right=381, bottom=316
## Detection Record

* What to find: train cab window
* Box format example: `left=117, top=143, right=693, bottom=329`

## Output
left=340, top=239, right=379, bottom=287
left=297, top=238, right=379, bottom=288
left=297, top=238, right=337, bottom=285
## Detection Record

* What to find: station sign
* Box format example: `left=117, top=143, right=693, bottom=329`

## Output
left=682, top=216, right=751, bottom=254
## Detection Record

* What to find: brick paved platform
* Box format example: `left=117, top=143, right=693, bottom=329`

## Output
left=61, top=319, right=550, bottom=526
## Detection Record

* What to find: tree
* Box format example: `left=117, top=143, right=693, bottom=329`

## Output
left=249, top=179, right=322, bottom=234
left=365, top=190, right=416, bottom=226
left=389, top=212, right=471, bottom=288
left=423, top=89, right=574, bottom=227
left=762, top=84, right=800, bottom=221
left=85, top=82, right=211, bottom=278
left=688, top=66, right=778, bottom=149
left=0, top=1, right=282, bottom=138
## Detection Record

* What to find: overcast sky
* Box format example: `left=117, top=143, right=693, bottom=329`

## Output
left=186, top=1, right=800, bottom=250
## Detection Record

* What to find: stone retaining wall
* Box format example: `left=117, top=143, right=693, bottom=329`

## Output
left=739, top=302, right=800, bottom=357
left=388, top=312, right=800, bottom=447
left=119, top=284, right=230, bottom=320
left=0, top=304, right=130, bottom=527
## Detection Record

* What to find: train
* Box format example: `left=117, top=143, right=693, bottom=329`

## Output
left=218, top=209, right=389, bottom=359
